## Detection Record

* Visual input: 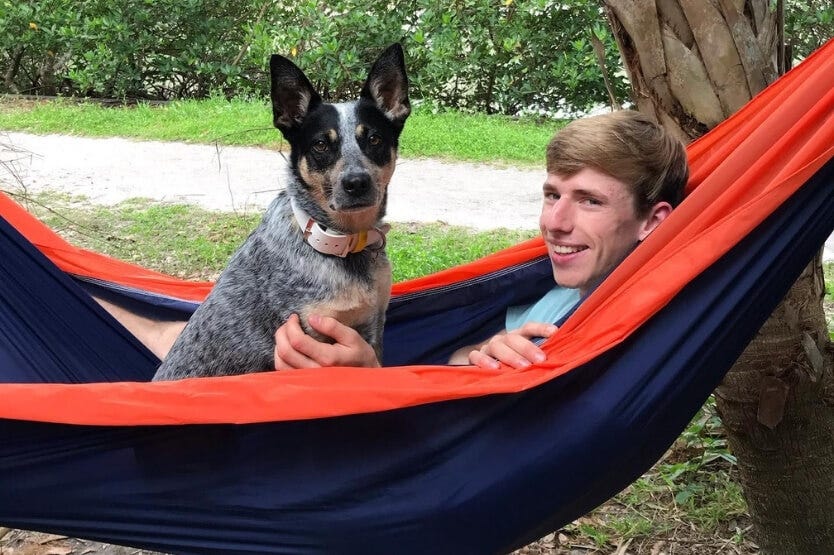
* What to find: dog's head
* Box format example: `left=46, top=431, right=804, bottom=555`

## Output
left=270, top=44, right=410, bottom=233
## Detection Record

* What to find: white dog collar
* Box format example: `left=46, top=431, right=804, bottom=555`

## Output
left=291, top=199, right=388, bottom=257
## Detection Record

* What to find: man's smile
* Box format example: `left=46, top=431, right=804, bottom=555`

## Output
left=551, top=244, right=587, bottom=255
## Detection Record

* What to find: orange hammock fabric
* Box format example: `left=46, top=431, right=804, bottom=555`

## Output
left=1, top=39, right=833, bottom=426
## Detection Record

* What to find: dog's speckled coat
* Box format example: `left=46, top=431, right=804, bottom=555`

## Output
left=153, top=44, right=410, bottom=380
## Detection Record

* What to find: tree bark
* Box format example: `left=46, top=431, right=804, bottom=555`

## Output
left=3, top=46, right=24, bottom=94
left=603, top=1, right=834, bottom=552
left=715, top=255, right=834, bottom=552
left=589, top=31, right=622, bottom=110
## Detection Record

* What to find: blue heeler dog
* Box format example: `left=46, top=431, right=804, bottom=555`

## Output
left=153, top=44, right=410, bottom=380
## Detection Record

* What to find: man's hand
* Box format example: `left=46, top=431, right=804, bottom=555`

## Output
left=273, top=313, right=380, bottom=369
left=467, top=322, right=557, bottom=370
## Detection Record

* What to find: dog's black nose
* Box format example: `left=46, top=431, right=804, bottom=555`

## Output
left=342, top=172, right=371, bottom=197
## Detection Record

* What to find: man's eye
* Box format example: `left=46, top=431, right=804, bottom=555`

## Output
left=368, top=134, right=381, bottom=146
left=312, top=140, right=328, bottom=153
left=581, top=197, right=602, bottom=206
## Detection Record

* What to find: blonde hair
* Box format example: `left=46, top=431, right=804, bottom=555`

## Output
left=546, top=110, right=689, bottom=215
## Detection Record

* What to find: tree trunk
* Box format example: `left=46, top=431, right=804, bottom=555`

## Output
left=716, top=254, right=834, bottom=552
left=3, top=46, right=24, bottom=94
left=603, top=0, right=834, bottom=552
left=38, top=51, right=59, bottom=97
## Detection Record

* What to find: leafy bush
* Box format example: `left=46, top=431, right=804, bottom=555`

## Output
left=403, top=0, right=626, bottom=115
left=1, top=1, right=831, bottom=114
left=0, top=0, right=626, bottom=114
left=1, top=0, right=265, bottom=98
left=785, top=1, right=834, bottom=60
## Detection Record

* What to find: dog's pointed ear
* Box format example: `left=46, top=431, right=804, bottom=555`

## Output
left=270, top=54, right=322, bottom=134
left=360, top=43, right=411, bottom=128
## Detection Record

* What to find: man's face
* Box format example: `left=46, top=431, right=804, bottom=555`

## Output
left=539, top=168, right=671, bottom=295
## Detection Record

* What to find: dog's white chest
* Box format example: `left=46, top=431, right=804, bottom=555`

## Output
left=300, top=259, right=391, bottom=331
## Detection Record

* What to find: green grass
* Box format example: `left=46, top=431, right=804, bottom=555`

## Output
left=15, top=191, right=536, bottom=283
left=0, top=96, right=281, bottom=148
left=401, top=108, right=562, bottom=165
left=0, top=96, right=564, bottom=166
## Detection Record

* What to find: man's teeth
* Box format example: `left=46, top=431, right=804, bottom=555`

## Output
left=553, top=245, right=583, bottom=254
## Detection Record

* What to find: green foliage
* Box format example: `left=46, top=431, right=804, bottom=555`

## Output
left=1, top=0, right=832, bottom=114
left=656, top=397, right=737, bottom=507
left=259, top=3, right=406, bottom=101
left=0, top=0, right=626, bottom=114
left=784, top=1, right=834, bottom=60
left=403, top=0, right=626, bottom=115
left=576, top=522, right=610, bottom=547
left=0, top=0, right=265, bottom=98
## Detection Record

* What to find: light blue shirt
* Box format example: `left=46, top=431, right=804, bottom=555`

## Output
left=505, top=287, right=581, bottom=331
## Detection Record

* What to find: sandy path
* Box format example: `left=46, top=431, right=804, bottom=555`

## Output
left=1, top=131, right=543, bottom=231
left=1, top=130, right=832, bottom=261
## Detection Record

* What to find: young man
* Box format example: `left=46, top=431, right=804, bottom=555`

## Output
left=450, top=109, right=688, bottom=369
left=99, top=110, right=687, bottom=373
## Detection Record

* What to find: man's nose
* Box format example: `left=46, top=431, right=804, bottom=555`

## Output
left=541, top=200, right=573, bottom=232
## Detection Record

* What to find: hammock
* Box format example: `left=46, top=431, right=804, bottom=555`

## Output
left=1, top=38, right=833, bottom=553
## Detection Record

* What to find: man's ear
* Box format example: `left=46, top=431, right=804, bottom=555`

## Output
left=638, top=202, right=673, bottom=241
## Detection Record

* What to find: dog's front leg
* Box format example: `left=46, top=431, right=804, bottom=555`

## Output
left=370, top=309, right=386, bottom=363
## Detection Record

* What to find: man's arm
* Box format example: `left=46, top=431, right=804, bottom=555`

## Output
left=96, top=296, right=558, bottom=371
left=95, top=298, right=380, bottom=369
left=92, top=296, right=186, bottom=359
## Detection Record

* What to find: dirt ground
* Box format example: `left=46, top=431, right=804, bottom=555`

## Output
left=0, top=527, right=758, bottom=555
left=0, top=529, right=161, bottom=555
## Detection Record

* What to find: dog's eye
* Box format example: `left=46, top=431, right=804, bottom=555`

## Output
left=368, top=134, right=381, bottom=146
left=312, top=140, right=328, bottom=153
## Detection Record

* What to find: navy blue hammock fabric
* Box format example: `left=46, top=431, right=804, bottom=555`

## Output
left=1, top=40, right=833, bottom=554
